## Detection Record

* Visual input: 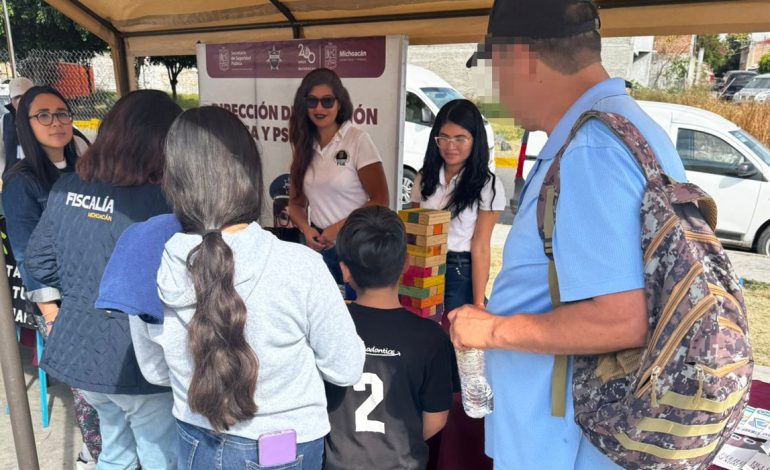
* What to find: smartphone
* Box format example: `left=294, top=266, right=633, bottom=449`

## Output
left=258, top=430, right=297, bottom=467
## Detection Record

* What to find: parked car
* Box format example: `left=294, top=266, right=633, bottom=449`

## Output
left=718, top=70, right=757, bottom=101
left=402, top=64, right=495, bottom=205
left=733, top=73, right=770, bottom=103
left=521, top=101, right=770, bottom=255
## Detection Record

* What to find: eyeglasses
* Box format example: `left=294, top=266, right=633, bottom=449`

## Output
left=435, top=136, right=472, bottom=147
left=305, top=96, right=336, bottom=109
left=29, top=111, right=74, bottom=126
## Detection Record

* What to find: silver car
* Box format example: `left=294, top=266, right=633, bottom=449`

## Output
left=733, top=73, right=770, bottom=103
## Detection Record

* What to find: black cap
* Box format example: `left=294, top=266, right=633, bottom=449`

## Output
left=269, top=173, right=291, bottom=200
left=467, top=0, right=600, bottom=67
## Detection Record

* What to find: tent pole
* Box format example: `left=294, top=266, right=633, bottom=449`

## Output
left=0, top=246, right=40, bottom=470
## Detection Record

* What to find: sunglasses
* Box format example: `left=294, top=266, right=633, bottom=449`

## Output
left=305, top=96, right=336, bottom=109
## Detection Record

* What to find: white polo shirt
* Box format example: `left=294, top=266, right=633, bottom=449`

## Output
left=303, top=121, right=382, bottom=229
left=410, top=167, right=506, bottom=252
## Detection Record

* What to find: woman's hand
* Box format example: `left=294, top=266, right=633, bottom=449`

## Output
left=319, top=222, right=341, bottom=246
left=303, top=226, right=327, bottom=251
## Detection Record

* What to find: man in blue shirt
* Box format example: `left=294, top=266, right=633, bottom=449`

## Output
left=450, top=1, right=686, bottom=468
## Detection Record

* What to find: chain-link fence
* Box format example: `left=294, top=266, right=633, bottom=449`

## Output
left=0, top=48, right=118, bottom=140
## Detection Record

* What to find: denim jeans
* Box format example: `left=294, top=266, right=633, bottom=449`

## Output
left=320, top=245, right=356, bottom=301
left=79, top=390, right=176, bottom=470
left=444, top=252, right=473, bottom=314
left=176, top=420, right=324, bottom=470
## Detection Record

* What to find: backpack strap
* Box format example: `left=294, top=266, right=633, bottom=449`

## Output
left=536, top=110, right=666, bottom=418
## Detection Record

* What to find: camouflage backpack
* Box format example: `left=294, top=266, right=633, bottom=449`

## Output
left=537, top=111, right=753, bottom=469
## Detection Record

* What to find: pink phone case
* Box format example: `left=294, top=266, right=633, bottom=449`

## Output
left=258, top=430, right=297, bottom=466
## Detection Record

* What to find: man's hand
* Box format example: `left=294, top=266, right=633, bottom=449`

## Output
left=448, top=304, right=499, bottom=351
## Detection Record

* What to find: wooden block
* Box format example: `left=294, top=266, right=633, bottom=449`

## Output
left=401, top=274, right=444, bottom=289
left=411, top=293, right=444, bottom=309
left=398, top=283, right=444, bottom=299
left=404, top=265, right=445, bottom=278
left=407, top=254, right=445, bottom=268
left=398, top=208, right=452, bottom=226
left=402, top=303, right=445, bottom=320
left=406, top=233, right=449, bottom=247
left=405, top=222, right=435, bottom=236
left=407, top=244, right=448, bottom=257
left=403, top=304, right=436, bottom=318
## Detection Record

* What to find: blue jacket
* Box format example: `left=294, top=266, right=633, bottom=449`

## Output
left=96, top=213, right=181, bottom=324
left=2, top=168, right=73, bottom=301
left=25, top=173, right=171, bottom=394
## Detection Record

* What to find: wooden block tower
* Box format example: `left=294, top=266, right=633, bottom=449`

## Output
left=398, top=208, right=451, bottom=322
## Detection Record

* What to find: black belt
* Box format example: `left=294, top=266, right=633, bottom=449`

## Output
left=446, top=251, right=471, bottom=264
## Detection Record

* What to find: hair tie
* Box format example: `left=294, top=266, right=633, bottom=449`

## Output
left=202, top=230, right=221, bottom=239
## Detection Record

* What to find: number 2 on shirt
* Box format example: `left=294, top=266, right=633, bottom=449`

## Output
left=353, top=373, right=385, bottom=434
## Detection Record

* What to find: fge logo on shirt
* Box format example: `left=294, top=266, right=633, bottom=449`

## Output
left=66, top=192, right=114, bottom=222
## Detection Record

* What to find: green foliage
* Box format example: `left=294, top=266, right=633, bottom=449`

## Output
left=759, top=54, right=770, bottom=75
left=697, top=35, right=727, bottom=75
left=0, top=0, right=106, bottom=60
left=721, top=33, right=751, bottom=75
left=148, top=55, right=197, bottom=99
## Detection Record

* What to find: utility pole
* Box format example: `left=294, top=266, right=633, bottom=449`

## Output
left=686, top=35, right=697, bottom=89
left=1, top=0, right=16, bottom=77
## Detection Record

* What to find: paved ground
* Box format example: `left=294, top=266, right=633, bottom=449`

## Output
left=0, top=347, right=86, bottom=470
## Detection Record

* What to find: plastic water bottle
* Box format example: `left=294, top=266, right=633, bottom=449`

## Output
left=456, top=348, right=494, bottom=418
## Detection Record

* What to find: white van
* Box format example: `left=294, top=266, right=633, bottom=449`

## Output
left=402, top=64, right=495, bottom=204
left=522, top=101, right=770, bottom=255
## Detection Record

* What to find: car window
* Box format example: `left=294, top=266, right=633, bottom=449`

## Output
left=731, top=129, right=770, bottom=166
left=744, top=77, right=770, bottom=89
left=405, top=92, right=432, bottom=125
left=421, top=87, right=464, bottom=109
left=676, top=128, right=746, bottom=174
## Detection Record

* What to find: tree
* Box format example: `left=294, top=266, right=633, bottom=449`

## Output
left=720, top=33, right=751, bottom=74
left=0, top=0, right=106, bottom=60
left=697, top=35, right=727, bottom=76
left=148, top=56, right=196, bottom=101
left=759, top=54, right=770, bottom=74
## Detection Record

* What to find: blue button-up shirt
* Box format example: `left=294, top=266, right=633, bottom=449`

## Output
left=484, top=78, right=686, bottom=469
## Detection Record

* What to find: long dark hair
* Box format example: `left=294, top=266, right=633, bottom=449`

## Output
left=78, top=90, right=181, bottom=186
left=289, top=68, right=353, bottom=199
left=419, top=99, right=495, bottom=217
left=4, top=86, right=79, bottom=190
left=162, top=106, right=263, bottom=431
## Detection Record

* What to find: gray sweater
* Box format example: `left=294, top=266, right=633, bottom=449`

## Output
left=129, top=223, right=365, bottom=442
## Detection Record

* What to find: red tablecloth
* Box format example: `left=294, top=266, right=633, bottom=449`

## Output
left=432, top=380, right=769, bottom=469
left=709, top=380, right=769, bottom=470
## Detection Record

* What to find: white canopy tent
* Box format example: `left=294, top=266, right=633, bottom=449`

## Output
left=42, top=0, right=770, bottom=95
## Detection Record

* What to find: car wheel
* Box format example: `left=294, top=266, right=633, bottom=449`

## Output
left=402, top=168, right=417, bottom=207
left=757, top=226, right=770, bottom=256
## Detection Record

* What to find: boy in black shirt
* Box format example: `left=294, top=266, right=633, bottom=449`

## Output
left=325, top=206, right=454, bottom=470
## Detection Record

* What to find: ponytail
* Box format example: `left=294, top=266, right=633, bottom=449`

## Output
left=185, top=230, right=258, bottom=431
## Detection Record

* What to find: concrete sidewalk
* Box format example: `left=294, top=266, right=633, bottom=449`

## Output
left=0, top=346, right=86, bottom=469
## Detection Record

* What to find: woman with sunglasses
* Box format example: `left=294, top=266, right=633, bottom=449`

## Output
left=1, top=86, right=99, bottom=466
left=410, top=99, right=504, bottom=470
left=288, top=68, right=389, bottom=286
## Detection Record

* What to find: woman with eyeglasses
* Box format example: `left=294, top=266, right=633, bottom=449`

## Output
left=409, top=99, right=503, bottom=470
left=287, top=68, right=389, bottom=287
left=24, top=90, right=182, bottom=469
left=0, top=86, right=100, bottom=466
